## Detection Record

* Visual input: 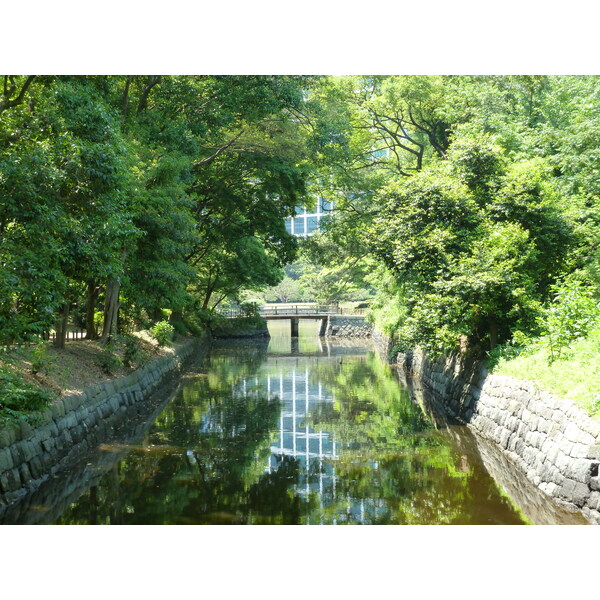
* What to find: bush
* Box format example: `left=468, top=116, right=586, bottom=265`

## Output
left=0, top=369, right=52, bottom=412
left=541, top=278, right=599, bottom=362
left=181, top=316, right=204, bottom=337
left=240, top=302, right=260, bottom=317
left=187, top=310, right=218, bottom=330
left=30, top=343, right=51, bottom=375
left=121, top=335, right=142, bottom=368
left=171, top=320, right=187, bottom=336
left=99, top=344, right=123, bottom=374
left=151, top=320, right=175, bottom=346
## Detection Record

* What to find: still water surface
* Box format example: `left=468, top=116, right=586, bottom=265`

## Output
left=4, top=321, right=543, bottom=524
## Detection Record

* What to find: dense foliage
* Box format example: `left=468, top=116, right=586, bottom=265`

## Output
left=0, top=75, right=313, bottom=346
left=2, top=74, right=599, bottom=361
left=299, top=75, right=600, bottom=356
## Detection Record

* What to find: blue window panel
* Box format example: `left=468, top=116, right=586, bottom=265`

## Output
left=284, top=218, right=292, bottom=233
left=309, top=437, right=321, bottom=455
left=295, top=205, right=305, bottom=216
left=294, top=217, right=306, bottom=235
left=306, top=216, right=319, bottom=233
left=320, top=198, right=332, bottom=212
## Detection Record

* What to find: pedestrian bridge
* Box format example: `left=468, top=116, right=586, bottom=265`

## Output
left=218, top=304, right=368, bottom=336
left=260, top=304, right=364, bottom=317
left=259, top=305, right=366, bottom=337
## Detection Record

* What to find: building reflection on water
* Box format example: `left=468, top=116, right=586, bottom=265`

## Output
left=228, top=349, right=385, bottom=524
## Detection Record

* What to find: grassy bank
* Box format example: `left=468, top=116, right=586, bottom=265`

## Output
left=489, top=328, right=600, bottom=420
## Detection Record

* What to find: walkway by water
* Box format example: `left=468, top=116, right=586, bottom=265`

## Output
left=0, top=321, right=585, bottom=524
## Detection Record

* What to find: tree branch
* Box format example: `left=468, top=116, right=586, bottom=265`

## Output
left=408, top=108, right=447, bottom=158
left=136, top=75, right=162, bottom=115
left=0, top=76, right=36, bottom=115
left=193, top=130, right=245, bottom=168
left=121, top=75, right=133, bottom=121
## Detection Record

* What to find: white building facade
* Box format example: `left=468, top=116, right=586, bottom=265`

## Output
left=284, top=197, right=334, bottom=237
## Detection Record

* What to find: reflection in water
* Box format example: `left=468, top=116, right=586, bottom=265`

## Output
left=267, top=319, right=323, bottom=354
left=2, top=328, right=565, bottom=524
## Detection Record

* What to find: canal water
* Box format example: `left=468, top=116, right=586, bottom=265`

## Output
left=0, top=320, right=586, bottom=524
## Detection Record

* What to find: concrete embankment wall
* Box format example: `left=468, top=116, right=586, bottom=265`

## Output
left=211, top=317, right=270, bottom=338
left=404, top=349, right=600, bottom=524
left=325, top=315, right=372, bottom=337
left=0, top=335, right=208, bottom=508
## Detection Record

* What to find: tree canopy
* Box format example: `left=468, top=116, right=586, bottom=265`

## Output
left=1, top=74, right=599, bottom=356
left=0, top=75, right=314, bottom=344
left=298, top=75, right=600, bottom=354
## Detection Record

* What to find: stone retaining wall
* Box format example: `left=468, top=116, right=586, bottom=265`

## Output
left=325, top=315, right=372, bottom=338
left=405, top=348, right=600, bottom=524
left=0, top=335, right=209, bottom=509
left=372, top=328, right=396, bottom=357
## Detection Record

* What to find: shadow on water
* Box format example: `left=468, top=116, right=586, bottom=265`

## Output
left=0, top=325, right=583, bottom=524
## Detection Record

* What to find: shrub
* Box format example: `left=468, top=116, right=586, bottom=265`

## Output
left=121, top=335, right=142, bottom=368
left=99, top=344, right=123, bottom=374
left=541, top=278, right=599, bottom=362
left=151, top=320, right=174, bottom=346
left=0, top=369, right=53, bottom=412
left=171, top=320, right=187, bottom=336
left=183, top=317, right=204, bottom=337
left=485, top=330, right=535, bottom=369
left=30, top=343, right=50, bottom=375
left=240, top=302, right=260, bottom=317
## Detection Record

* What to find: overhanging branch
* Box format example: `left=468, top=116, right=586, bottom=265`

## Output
left=0, top=76, right=36, bottom=115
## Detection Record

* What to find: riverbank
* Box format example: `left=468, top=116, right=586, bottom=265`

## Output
left=0, top=333, right=211, bottom=508
left=0, top=331, right=184, bottom=423
left=490, top=330, right=600, bottom=419
left=397, top=347, right=600, bottom=524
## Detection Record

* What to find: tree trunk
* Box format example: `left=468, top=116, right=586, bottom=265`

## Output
left=489, top=318, right=499, bottom=351
left=53, top=302, right=71, bottom=349
left=85, top=280, right=100, bottom=340
left=201, top=274, right=219, bottom=311
left=201, top=294, right=211, bottom=311
left=100, top=276, right=121, bottom=344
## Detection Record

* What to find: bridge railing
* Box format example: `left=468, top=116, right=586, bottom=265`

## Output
left=260, top=304, right=338, bottom=316
left=215, top=304, right=367, bottom=318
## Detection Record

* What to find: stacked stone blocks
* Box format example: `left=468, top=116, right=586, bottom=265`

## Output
left=0, top=337, right=204, bottom=506
left=325, top=315, right=372, bottom=338
left=406, top=349, right=600, bottom=524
